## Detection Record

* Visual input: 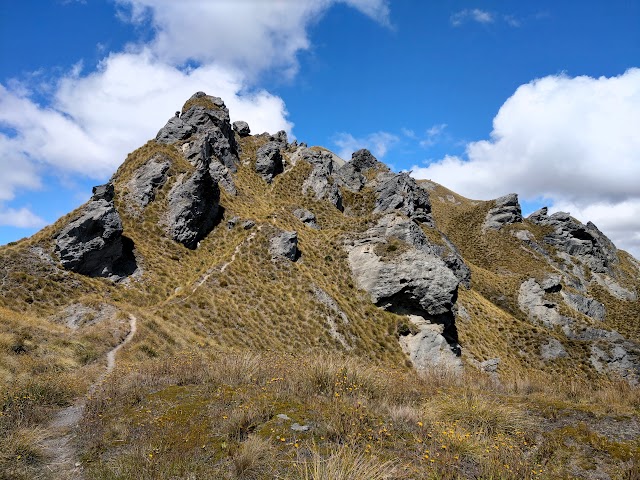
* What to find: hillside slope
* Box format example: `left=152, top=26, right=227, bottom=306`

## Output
left=1, top=92, right=638, bottom=480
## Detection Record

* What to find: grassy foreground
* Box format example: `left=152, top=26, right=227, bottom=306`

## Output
left=5, top=346, right=638, bottom=479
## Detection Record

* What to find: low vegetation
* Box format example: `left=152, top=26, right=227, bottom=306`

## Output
left=1, top=135, right=638, bottom=479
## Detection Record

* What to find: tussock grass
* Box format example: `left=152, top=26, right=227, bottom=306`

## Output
left=288, top=446, right=397, bottom=480
left=73, top=350, right=640, bottom=479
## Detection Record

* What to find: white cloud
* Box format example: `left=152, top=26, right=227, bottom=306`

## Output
left=0, top=52, right=292, bottom=182
left=333, top=131, right=399, bottom=160
left=0, top=207, right=45, bottom=228
left=451, top=9, right=494, bottom=26
left=412, top=69, right=640, bottom=258
left=116, top=0, right=391, bottom=77
left=0, top=0, right=390, bottom=230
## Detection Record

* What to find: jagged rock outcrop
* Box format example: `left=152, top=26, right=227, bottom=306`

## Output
left=347, top=214, right=462, bottom=362
left=157, top=92, right=239, bottom=193
left=337, top=148, right=380, bottom=192
left=399, top=315, right=463, bottom=372
left=126, top=154, right=170, bottom=210
left=165, top=169, right=220, bottom=249
left=373, top=171, right=434, bottom=225
left=269, top=230, right=299, bottom=261
left=155, top=115, right=196, bottom=143
left=55, top=183, right=136, bottom=278
left=293, top=208, right=319, bottom=229
left=232, top=120, right=250, bottom=137
left=255, top=142, right=284, bottom=183
left=528, top=209, right=619, bottom=275
left=483, top=193, right=522, bottom=230
left=561, top=291, right=606, bottom=320
left=301, top=148, right=344, bottom=211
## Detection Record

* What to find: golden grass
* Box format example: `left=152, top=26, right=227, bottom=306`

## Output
left=67, top=349, right=639, bottom=479
left=1, top=133, right=639, bottom=479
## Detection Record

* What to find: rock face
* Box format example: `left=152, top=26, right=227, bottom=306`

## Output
left=255, top=142, right=284, bottom=183
left=561, top=291, right=606, bottom=321
left=347, top=214, right=463, bottom=359
left=519, top=276, right=639, bottom=383
left=591, top=344, right=640, bottom=386
left=528, top=209, right=619, bottom=274
left=55, top=183, right=136, bottom=278
left=518, top=278, right=569, bottom=329
left=157, top=92, right=239, bottom=193
left=293, top=208, right=319, bottom=229
left=127, top=155, right=171, bottom=210
left=232, top=120, right=250, bottom=137
left=166, top=169, right=220, bottom=249
left=301, top=148, right=344, bottom=211
left=155, top=116, right=195, bottom=144
left=483, top=193, right=522, bottom=230
left=540, top=338, right=567, bottom=361
left=373, top=171, right=433, bottom=225
left=399, top=315, right=463, bottom=372
left=269, top=230, right=299, bottom=261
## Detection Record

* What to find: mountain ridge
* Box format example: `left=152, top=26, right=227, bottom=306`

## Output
left=1, top=91, right=639, bottom=479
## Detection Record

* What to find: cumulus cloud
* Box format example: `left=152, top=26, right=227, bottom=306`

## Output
left=0, top=207, right=45, bottom=229
left=0, top=52, right=291, bottom=181
left=412, top=69, right=640, bottom=257
left=116, top=0, right=391, bottom=77
left=0, top=0, right=390, bottom=230
left=333, top=131, right=399, bottom=160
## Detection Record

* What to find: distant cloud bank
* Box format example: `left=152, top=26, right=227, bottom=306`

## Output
left=412, top=69, right=640, bottom=257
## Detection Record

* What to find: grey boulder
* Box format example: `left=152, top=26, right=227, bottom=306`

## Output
left=127, top=155, right=171, bottom=210
left=349, top=246, right=459, bottom=318
left=293, top=208, right=319, bottom=229
left=165, top=169, right=220, bottom=249
left=540, top=338, right=567, bottom=361
left=233, top=120, right=251, bottom=137
left=255, top=142, right=284, bottom=183
left=269, top=230, right=299, bottom=261
left=483, top=193, right=523, bottom=230
left=55, top=183, right=136, bottom=278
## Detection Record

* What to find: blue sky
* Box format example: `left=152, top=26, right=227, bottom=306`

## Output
left=1, top=0, right=639, bottom=256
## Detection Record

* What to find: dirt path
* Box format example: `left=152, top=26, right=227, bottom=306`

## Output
left=41, top=314, right=137, bottom=479
left=171, top=226, right=262, bottom=306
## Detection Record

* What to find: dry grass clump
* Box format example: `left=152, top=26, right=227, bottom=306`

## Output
left=423, top=389, right=533, bottom=436
left=232, top=435, right=274, bottom=478
left=288, top=447, right=397, bottom=480
left=181, top=95, right=221, bottom=113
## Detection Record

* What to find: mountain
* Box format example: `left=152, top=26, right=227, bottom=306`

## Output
left=1, top=92, right=638, bottom=480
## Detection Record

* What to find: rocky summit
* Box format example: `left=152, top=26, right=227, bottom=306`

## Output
left=1, top=93, right=639, bottom=480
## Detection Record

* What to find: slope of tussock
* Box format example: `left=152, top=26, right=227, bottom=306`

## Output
left=1, top=131, right=638, bottom=478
